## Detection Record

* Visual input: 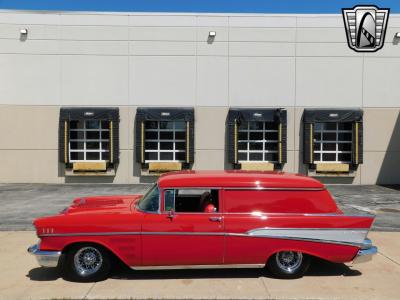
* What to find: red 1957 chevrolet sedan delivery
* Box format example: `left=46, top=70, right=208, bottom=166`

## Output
left=28, top=171, right=377, bottom=282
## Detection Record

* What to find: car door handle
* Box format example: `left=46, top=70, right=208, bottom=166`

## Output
left=209, top=217, right=222, bottom=222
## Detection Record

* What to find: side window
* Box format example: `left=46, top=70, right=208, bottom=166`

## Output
left=164, top=189, right=175, bottom=211
left=164, top=189, right=219, bottom=213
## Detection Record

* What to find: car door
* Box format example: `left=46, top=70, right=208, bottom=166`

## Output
left=141, top=188, right=224, bottom=266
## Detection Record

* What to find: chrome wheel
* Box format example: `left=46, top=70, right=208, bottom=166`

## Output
left=73, top=246, right=103, bottom=277
left=275, top=251, right=303, bottom=274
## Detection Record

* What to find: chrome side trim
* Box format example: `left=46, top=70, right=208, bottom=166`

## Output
left=40, top=231, right=142, bottom=237
left=142, top=232, right=225, bottom=236
left=39, top=228, right=370, bottom=247
left=27, top=244, right=62, bottom=268
left=131, top=264, right=265, bottom=270
left=40, top=227, right=366, bottom=237
left=227, top=233, right=365, bottom=248
left=246, top=228, right=369, bottom=246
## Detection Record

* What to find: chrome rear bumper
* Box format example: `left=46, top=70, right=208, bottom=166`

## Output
left=353, top=238, right=378, bottom=264
left=28, top=244, right=62, bottom=267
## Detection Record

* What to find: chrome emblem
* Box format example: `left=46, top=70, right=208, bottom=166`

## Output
left=342, top=5, right=389, bottom=52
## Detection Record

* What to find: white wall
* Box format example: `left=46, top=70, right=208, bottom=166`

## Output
left=0, top=11, right=399, bottom=108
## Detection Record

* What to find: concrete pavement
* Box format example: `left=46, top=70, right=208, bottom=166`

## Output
left=0, top=183, right=400, bottom=231
left=0, top=231, right=399, bottom=300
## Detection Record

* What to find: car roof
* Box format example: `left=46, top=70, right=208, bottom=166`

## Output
left=158, top=170, right=324, bottom=189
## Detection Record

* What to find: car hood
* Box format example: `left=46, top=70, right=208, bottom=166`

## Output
left=63, top=194, right=142, bottom=215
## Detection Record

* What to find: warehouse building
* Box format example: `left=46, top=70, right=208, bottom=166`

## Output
left=0, top=2, right=399, bottom=184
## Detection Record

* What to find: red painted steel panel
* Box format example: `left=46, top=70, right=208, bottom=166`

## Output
left=32, top=172, right=375, bottom=268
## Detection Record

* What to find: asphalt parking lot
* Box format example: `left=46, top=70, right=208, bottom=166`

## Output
left=0, top=183, right=399, bottom=231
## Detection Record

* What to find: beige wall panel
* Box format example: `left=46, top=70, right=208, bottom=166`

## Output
left=229, top=57, right=295, bottom=107
left=197, top=27, right=228, bottom=42
left=296, top=151, right=308, bottom=175
left=61, top=55, right=129, bottom=106
left=196, top=56, right=229, bottom=106
left=0, top=12, right=59, bottom=25
left=0, top=150, right=62, bottom=183
left=130, top=56, right=196, bottom=106
left=60, top=14, right=128, bottom=26
left=197, top=41, right=228, bottom=56
left=193, top=149, right=225, bottom=170
left=296, top=43, right=358, bottom=57
left=61, top=26, right=129, bottom=41
left=129, top=15, right=196, bottom=27
left=128, top=107, right=137, bottom=150
left=0, top=106, right=58, bottom=150
left=0, top=54, right=60, bottom=105
left=0, top=24, right=59, bottom=39
left=60, top=41, right=128, bottom=55
left=294, top=107, right=304, bottom=151
left=197, top=16, right=229, bottom=27
left=130, top=27, right=196, bottom=41
left=361, top=151, right=400, bottom=184
left=296, top=16, right=343, bottom=28
left=296, top=28, right=347, bottom=43
left=195, top=107, right=228, bottom=150
left=129, top=41, right=196, bottom=56
left=364, top=58, right=400, bottom=107
left=229, top=16, right=296, bottom=28
left=118, top=107, right=130, bottom=151
left=229, top=28, right=296, bottom=42
left=229, top=42, right=295, bottom=57
left=285, top=107, right=295, bottom=151
left=0, top=39, right=59, bottom=54
left=296, top=57, right=363, bottom=107
left=282, top=150, right=296, bottom=173
left=111, top=150, right=130, bottom=184
left=363, top=108, right=400, bottom=152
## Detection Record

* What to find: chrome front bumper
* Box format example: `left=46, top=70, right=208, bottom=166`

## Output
left=353, top=238, right=378, bottom=264
left=27, top=244, right=62, bottom=267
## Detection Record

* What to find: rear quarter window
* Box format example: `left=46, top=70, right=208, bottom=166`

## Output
left=224, top=189, right=338, bottom=214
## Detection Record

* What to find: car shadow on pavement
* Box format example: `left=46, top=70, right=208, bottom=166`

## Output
left=27, top=267, right=61, bottom=281
left=109, top=258, right=361, bottom=280
left=306, top=257, right=361, bottom=277
left=26, top=258, right=361, bottom=282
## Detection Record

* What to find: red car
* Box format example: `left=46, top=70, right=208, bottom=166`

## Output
left=28, top=171, right=377, bottom=282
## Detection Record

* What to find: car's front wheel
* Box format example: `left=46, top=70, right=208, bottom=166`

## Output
left=267, top=251, right=310, bottom=279
left=63, top=243, right=111, bottom=282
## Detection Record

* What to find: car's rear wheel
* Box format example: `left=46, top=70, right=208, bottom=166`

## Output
left=267, top=251, right=310, bottom=279
left=63, top=243, right=111, bottom=282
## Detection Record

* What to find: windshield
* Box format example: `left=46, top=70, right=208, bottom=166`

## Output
left=138, top=184, right=160, bottom=212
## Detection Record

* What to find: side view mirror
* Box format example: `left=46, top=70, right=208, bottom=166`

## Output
left=167, top=209, right=175, bottom=219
